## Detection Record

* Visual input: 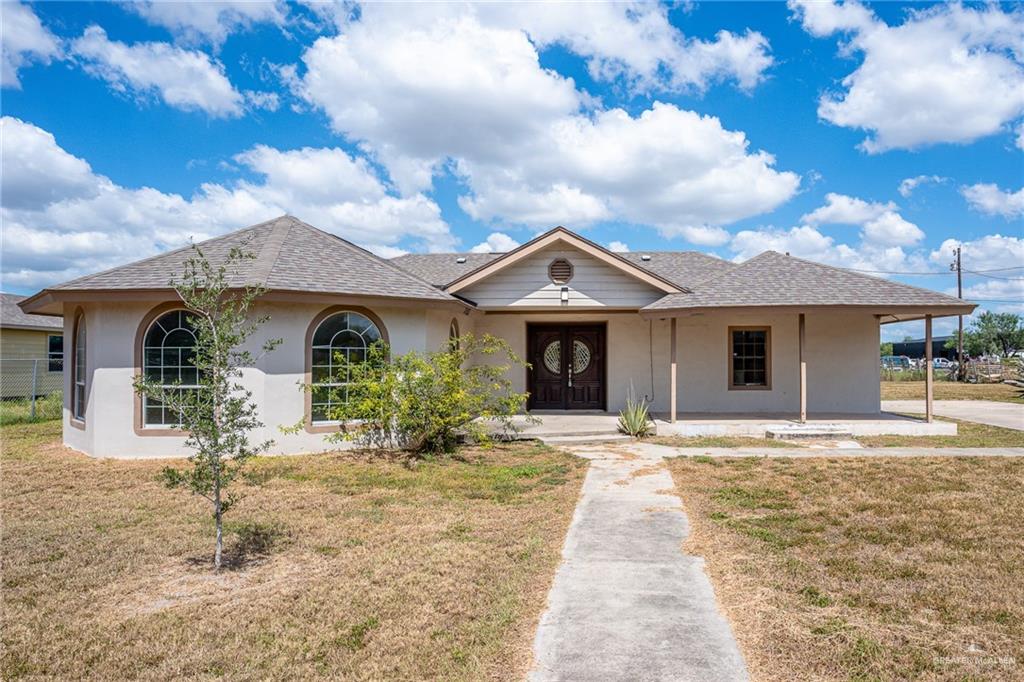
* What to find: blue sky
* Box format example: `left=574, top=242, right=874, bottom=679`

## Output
left=1, top=1, right=1021, bottom=339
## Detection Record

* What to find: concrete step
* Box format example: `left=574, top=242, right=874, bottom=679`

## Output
left=538, top=434, right=635, bottom=444
left=767, top=426, right=854, bottom=440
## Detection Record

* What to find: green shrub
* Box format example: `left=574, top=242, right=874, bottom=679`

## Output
left=323, top=333, right=531, bottom=454
left=617, top=384, right=652, bottom=438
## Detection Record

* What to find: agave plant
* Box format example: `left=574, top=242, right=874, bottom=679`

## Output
left=617, top=383, right=652, bottom=438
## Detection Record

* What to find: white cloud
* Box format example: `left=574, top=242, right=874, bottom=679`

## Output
left=294, top=10, right=797, bottom=243
left=801, top=192, right=923, bottom=246
left=898, top=174, right=947, bottom=197
left=71, top=26, right=265, bottom=118
left=729, top=224, right=923, bottom=273
left=127, top=1, right=288, bottom=47
left=0, top=1, right=61, bottom=88
left=1016, top=122, right=1024, bottom=150
left=790, top=0, right=1024, bottom=152
left=961, top=183, right=1024, bottom=219
left=0, top=117, right=454, bottom=290
left=458, top=104, right=798, bottom=244
left=297, top=12, right=583, bottom=194
left=0, top=118, right=97, bottom=210
left=930, top=235, right=1024, bottom=272
left=470, top=232, right=520, bottom=254
left=307, top=3, right=773, bottom=96
left=607, top=241, right=630, bottom=253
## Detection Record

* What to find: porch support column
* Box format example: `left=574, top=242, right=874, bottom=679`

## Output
left=798, top=313, right=807, bottom=423
left=670, top=317, right=677, bottom=423
left=925, top=314, right=934, bottom=423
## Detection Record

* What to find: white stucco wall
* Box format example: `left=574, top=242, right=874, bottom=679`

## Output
left=63, top=299, right=457, bottom=458
left=673, top=310, right=880, bottom=415
left=473, top=312, right=673, bottom=412
left=473, top=310, right=881, bottom=416
left=64, top=299, right=881, bottom=458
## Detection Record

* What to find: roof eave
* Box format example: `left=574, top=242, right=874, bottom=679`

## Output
left=18, top=286, right=474, bottom=314
left=639, top=302, right=978, bottom=319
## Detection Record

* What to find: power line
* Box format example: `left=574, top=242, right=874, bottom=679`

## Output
left=969, top=298, right=1024, bottom=303
left=964, top=270, right=1024, bottom=280
left=847, top=268, right=951, bottom=275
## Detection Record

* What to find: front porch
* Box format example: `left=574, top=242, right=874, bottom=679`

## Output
left=511, top=410, right=956, bottom=441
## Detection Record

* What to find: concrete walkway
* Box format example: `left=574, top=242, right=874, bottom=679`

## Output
left=529, top=444, right=748, bottom=682
left=630, top=443, right=1024, bottom=459
left=881, top=399, right=1024, bottom=431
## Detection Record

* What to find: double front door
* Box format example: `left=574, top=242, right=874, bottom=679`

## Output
left=527, top=324, right=605, bottom=410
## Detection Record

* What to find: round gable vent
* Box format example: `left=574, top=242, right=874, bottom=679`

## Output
left=548, top=258, right=574, bottom=284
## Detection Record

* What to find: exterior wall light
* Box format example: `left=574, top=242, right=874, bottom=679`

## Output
left=560, top=286, right=569, bottom=305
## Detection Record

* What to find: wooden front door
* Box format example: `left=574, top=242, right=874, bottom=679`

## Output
left=527, top=324, right=605, bottom=410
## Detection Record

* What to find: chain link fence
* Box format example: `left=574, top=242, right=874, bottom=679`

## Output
left=0, top=358, right=64, bottom=423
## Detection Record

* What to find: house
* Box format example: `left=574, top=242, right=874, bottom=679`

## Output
left=1, top=293, right=64, bottom=399
left=18, top=216, right=975, bottom=458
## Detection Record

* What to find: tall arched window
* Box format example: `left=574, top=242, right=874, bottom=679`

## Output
left=142, top=309, right=199, bottom=427
left=310, top=310, right=383, bottom=423
left=72, top=311, right=87, bottom=421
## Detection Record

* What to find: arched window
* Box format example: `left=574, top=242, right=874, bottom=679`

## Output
left=449, top=317, right=460, bottom=350
left=72, top=311, right=87, bottom=421
left=142, top=309, right=199, bottom=427
left=310, top=310, right=383, bottom=423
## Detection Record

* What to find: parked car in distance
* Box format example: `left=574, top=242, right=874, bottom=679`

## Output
left=881, top=355, right=912, bottom=371
left=933, top=358, right=955, bottom=369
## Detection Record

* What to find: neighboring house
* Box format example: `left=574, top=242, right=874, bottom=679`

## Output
left=19, top=216, right=974, bottom=458
left=1, top=293, right=64, bottom=399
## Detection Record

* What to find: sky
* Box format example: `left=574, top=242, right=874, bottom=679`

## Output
left=1, top=0, right=1021, bottom=340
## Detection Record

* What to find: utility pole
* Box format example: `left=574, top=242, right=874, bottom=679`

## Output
left=950, top=246, right=963, bottom=380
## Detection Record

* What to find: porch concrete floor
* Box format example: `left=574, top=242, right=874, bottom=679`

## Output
left=509, top=411, right=956, bottom=439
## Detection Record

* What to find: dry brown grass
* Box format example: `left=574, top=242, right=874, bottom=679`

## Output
left=668, top=455, right=1023, bottom=681
left=856, top=418, right=1024, bottom=448
left=1, top=422, right=586, bottom=680
left=881, top=381, right=1024, bottom=403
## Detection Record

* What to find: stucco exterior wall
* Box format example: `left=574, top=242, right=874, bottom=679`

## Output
left=64, top=299, right=882, bottom=458
left=473, top=312, right=673, bottom=412
left=63, top=299, right=455, bottom=458
left=474, top=310, right=881, bottom=416
left=673, top=310, right=880, bottom=415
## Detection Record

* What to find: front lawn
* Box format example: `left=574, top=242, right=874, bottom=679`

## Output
left=881, top=380, right=1023, bottom=403
left=856, top=418, right=1024, bottom=448
left=668, top=456, right=1023, bottom=681
left=1, top=422, right=586, bottom=680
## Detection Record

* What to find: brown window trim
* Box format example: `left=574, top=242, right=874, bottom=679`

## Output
left=304, top=305, right=389, bottom=434
left=133, top=302, right=191, bottom=437
left=727, top=325, right=772, bottom=391
left=449, top=317, right=460, bottom=350
left=69, top=307, right=86, bottom=430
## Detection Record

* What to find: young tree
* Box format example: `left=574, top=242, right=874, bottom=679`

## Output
left=134, top=244, right=280, bottom=570
left=880, top=342, right=894, bottom=357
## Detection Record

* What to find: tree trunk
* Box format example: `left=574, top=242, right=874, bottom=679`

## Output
left=214, top=475, right=223, bottom=570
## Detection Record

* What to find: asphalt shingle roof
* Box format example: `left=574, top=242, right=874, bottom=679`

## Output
left=44, top=216, right=455, bottom=302
left=644, top=251, right=971, bottom=311
left=1, top=293, right=63, bottom=329
left=390, top=250, right=734, bottom=290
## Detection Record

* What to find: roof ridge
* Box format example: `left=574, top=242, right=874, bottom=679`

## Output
left=246, top=217, right=292, bottom=286
left=769, top=250, right=969, bottom=304
left=283, top=216, right=457, bottom=296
